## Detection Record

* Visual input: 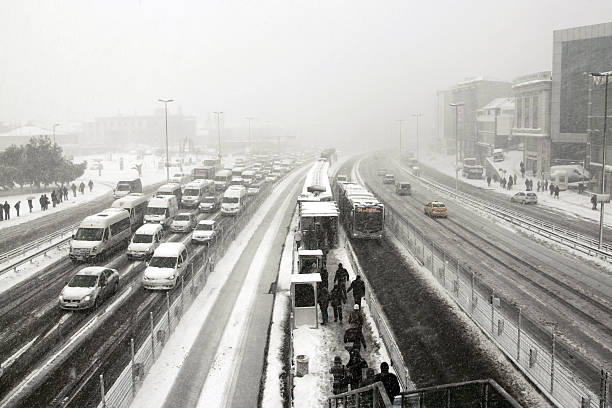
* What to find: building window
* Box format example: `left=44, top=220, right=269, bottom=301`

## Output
left=532, top=96, right=539, bottom=129
left=516, top=98, right=523, bottom=128
left=524, top=97, right=531, bottom=129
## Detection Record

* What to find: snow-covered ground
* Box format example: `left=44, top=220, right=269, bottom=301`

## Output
left=423, top=150, right=612, bottom=227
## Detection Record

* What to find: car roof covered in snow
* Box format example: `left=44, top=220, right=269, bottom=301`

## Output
left=76, top=266, right=107, bottom=276
left=135, top=223, right=163, bottom=235
left=198, top=220, right=215, bottom=225
left=153, top=242, right=186, bottom=257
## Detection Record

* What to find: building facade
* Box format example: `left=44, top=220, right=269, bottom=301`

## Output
left=448, top=77, right=513, bottom=159
left=512, top=71, right=552, bottom=177
left=551, top=22, right=612, bottom=175
left=476, top=98, right=515, bottom=163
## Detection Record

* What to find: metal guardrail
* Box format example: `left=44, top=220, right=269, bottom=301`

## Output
left=0, top=224, right=77, bottom=276
left=327, top=381, right=392, bottom=408
left=396, top=162, right=612, bottom=262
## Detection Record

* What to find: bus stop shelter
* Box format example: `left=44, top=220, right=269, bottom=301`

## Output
left=291, top=273, right=322, bottom=329
left=299, top=201, right=339, bottom=249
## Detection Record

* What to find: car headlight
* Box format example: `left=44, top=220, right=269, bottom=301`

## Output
left=168, top=274, right=175, bottom=280
left=91, top=246, right=97, bottom=253
left=59, top=295, right=64, bottom=301
left=83, top=295, right=92, bottom=302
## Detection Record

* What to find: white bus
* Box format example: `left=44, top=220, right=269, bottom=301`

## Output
left=111, top=193, right=149, bottom=230
left=70, top=208, right=132, bottom=263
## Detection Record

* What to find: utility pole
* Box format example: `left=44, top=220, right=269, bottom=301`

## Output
left=213, top=112, right=223, bottom=160
left=412, top=113, right=422, bottom=162
left=396, top=120, right=407, bottom=158
left=450, top=102, right=465, bottom=191
left=246, top=116, right=254, bottom=154
left=591, top=72, right=611, bottom=250
left=52, top=123, right=60, bottom=145
left=158, top=99, right=174, bottom=183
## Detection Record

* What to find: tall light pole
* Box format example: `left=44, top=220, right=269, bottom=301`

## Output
left=396, top=120, right=407, bottom=157
left=412, top=113, right=422, bottom=163
left=213, top=112, right=223, bottom=160
left=52, top=123, right=60, bottom=145
left=246, top=116, right=255, bottom=154
left=450, top=102, right=465, bottom=191
left=158, top=99, right=174, bottom=183
left=591, top=72, right=611, bottom=250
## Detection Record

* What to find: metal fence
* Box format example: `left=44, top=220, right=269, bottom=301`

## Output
left=96, top=187, right=270, bottom=408
left=383, top=205, right=609, bottom=408
left=328, top=381, right=392, bottom=408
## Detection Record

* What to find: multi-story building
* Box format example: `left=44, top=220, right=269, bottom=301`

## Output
left=475, top=98, right=515, bottom=162
left=447, top=77, right=512, bottom=159
left=512, top=71, right=552, bottom=177
left=551, top=22, right=612, bottom=184
left=435, top=90, right=453, bottom=153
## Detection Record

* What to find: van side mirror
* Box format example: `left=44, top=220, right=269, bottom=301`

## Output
left=71, top=234, right=75, bottom=239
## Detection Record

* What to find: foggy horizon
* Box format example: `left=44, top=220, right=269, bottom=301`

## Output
left=1, top=0, right=612, bottom=150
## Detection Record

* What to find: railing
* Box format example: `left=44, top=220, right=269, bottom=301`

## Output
left=397, top=161, right=612, bottom=262
left=328, top=382, right=392, bottom=408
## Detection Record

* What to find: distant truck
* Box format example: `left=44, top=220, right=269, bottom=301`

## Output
left=202, top=157, right=221, bottom=167
left=191, top=166, right=216, bottom=181
left=462, top=158, right=484, bottom=179
left=113, top=178, right=142, bottom=199
left=395, top=181, right=411, bottom=196
left=214, top=169, right=232, bottom=191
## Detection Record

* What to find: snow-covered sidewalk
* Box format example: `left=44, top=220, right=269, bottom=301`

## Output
left=422, top=150, right=612, bottom=227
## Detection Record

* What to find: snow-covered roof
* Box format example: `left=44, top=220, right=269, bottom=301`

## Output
left=290, top=273, right=322, bottom=284
left=77, top=266, right=107, bottom=276
left=0, top=125, right=68, bottom=137
left=112, top=193, right=148, bottom=208
left=198, top=220, right=215, bottom=225
left=299, top=201, right=339, bottom=217
left=135, top=223, right=164, bottom=235
left=154, top=242, right=186, bottom=257
left=480, top=98, right=515, bottom=111
left=298, top=249, right=323, bottom=257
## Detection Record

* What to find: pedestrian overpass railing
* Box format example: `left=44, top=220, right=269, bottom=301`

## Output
left=327, top=381, right=392, bottom=408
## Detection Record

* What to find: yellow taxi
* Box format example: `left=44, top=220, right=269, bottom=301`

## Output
left=424, top=201, right=448, bottom=218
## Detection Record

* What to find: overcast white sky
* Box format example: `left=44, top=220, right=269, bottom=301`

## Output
left=1, top=0, right=611, bottom=149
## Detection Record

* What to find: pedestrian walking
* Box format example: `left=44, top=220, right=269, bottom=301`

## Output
left=330, top=284, right=346, bottom=323
left=318, top=285, right=330, bottom=325
left=525, top=179, right=529, bottom=191
left=58, top=186, right=63, bottom=203
left=346, top=349, right=368, bottom=391
left=51, top=190, right=57, bottom=208
left=513, top=174, right=517, bottom=185
left=507, top=177, right=513, bottom=190
left=27, top=198, right=33, bottom=213
left=348, top=304, right=364, bottom=329
left=0, top=206, right=3, bottom=221
left=554, top=185, right=560, bottom=199
left=330, top=356, right=349, bottom=395
left=544, top=179, right=549, bottom=191
left=486, top=175, right=491, bottom=187
left=344, top=325, right=367, bottom=351
left=334, top=263, right=349, bottom=298
left=88, top=179, right=94, bottom=192
left=347, top=275, right=366, bottom=307
left=39, top=195, right=44, bottom=211
left=44, top=194, right=49, bottom=210
left=320, top=267, right=329, bottom=288
left=63, top=185, right=69, bottom=200
left=294, top=229, right=302, bottom=249
left=79, top=182, right=85, bottom=195
left=373, top=362, right=401, bottom=402
left=549, top=183, right=554, bottom=196
left=537, top=180, right=541, bottom=192
left=3, top=201, right=10, bottom=220
left=14, top=201, right=20, bottom=216
left=591, top=194, right=598, bottom=210
left=501, top=177, right=506, bottom=189
left=71, top=183, right=77, bottom=197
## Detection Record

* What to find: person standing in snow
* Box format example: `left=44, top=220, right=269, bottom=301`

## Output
left=592, top=194, right=598, bottom=210
left=3, top=201, right=10, bottom=219
left=79, top=182, right=85, bottom=195
left=27, top=198, right=33, bottom=213
left=346, top=348, right=368, bottom=390
left=63, top=185, right=69, bottom=200
left=486, top=175, right=491, bottom=187
left=373, top=362, right=401, bottom=402
left=554, top=185, right=560, bottom=199
left=71, top=183, right=77, bottom=197
left=320, top=266, right=329, bottom=288
left=348, top=304, right=364, bottom=329
left=344, top=325, right=367, bottom=351
left=330, top=356, right=349, bottom=395
left=14, top=201, right=20, bottom=216
left=318, top=284, right=330, bottom=325
left=549, top=183, right=554, bottom=196
left=334, top=263, right=349, bottom=298
left=347, top=275, right=365, bottom=307
left=88, top=179, right=94, bottom=192
left=330, top=284, right=346, bottom=323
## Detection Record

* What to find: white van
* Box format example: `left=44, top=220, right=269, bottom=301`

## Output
left=214, top=169, right=232, bottom=191
left=156, top=183, right=183, bottom=203
left=221, top=186, right=246, bottom=216
left=144, top=195, right=179, bottom=227
left=127, top=223, right=164, bottom=260
left=242, top=170, right=255, bottom=186
left=142, top=242, right=189, bottom=290
left=70, top=208, right=132, bottom=263
left=169, top=172, right=191, bottom=185
left=181, top=179, right=213, bottom=208
left=230, top=176, right=244, bottom=187
left=111, top=193, right=149, bottom=231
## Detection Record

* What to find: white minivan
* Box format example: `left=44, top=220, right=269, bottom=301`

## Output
left=142, top=242, right=189, bottom=290
left=70, top=208, right=132, bottom=263
left=221, top=186, right=246, bottom=216
left=181, top=179, right=213, bottom=208
left=127, top=223, right=164, bottom=260
left=144, top=195, right=179, bottom=227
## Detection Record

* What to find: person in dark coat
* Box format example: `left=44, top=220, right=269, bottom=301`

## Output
left=346, top=349, right=368, bottom=390
left=39, top=195, right=44, bottom=211
left=513, top=174, right=517, bottom=185
left=79, top=182, right=85, bottom=195
left=348, top=304, right=364, bottom=329
left=486, top=176, right=491, bottom=187
left=58, top=186, right=63, bottom=203
left=71, top=183, right=77, bottom=197
left=347, top=275, right=366, bottom=307
left=329, top=356, right=349, bottom=395
left=591, top=194, right=598, bottom=210
left=373, top=362, right=401, bottom=402
left=544, top=179, right=548, bottom=191
left=3, top=201, right=10, bottom=219
left=27, top=198, right=33, bottom=213
left=43, top=194, right=49, bottom=210
left=0, top=205, right=3, bottom=221
left=549, top=182, right=554, bottom=196
left=14, top=201, right=20, bottom=216
left=554, top=184, right=560, bottom=199
left=334, top=263, right=349, bottom=298
left=320, top=267, right=329, bottom=288
left=537, top=180, right=541, bottom=192
left=330, top=284, right=346, bottom=323
left=63, top=185, right=69, bottom=200
left=51, top=190, right=57, bottom=208
left=344, top=325, right=367, bottom=351
left=88, top=179, right=94, bottom=192
left=318, top=285, right=330, bottom=325
left=507, top=177, right=513, bottom=190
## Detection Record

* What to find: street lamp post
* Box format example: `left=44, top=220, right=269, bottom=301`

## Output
left=246, top=116, right=254, bottom=154
left=213, top=112, right=223, bottom=160
left=158, top=99, right=174, bottom=183
left=450, top=102, right=465, bottom=191
left=591, top=72, right=611, bottom=250
left=412, top=113, right=422, bottom=163
left=396, top=120, right=407, bottom=158
left=52, top=123, right=60, bottom=145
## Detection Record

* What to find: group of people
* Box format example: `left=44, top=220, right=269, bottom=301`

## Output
left=0, top=180, right=94, bottom=221
left=499, top=174, right=517, bottom=190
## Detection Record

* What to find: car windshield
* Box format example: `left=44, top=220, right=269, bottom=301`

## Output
left=196, top=223, right=213, bottom=231
left=184, top=189, right=199, bottom=196
left=433, top=203, right=445, bottom=208
left=202, top=197, right=215, bottom=203
left=175, top=215, right=190, bottom=221
left=149, top=256, right=177, bottom=268
left=74, top=228, right=104, bottom=241
left=117, top=184, right=131, bottom=191
left=68, top=274, right=98, bottom=287
left=223, top=197, right=239, bottom=203
left=132, top=234, right=153, bottom=243
left=527, top=193, right=537, bottom=197
left=146, top=207, right=166, bottom=215
left=157, top=191, right=172, bottom=196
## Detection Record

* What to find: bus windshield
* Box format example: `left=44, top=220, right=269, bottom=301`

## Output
left=146, top=207, right=166, bottom=215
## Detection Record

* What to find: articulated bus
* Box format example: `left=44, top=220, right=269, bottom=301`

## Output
left=337, top=182, right=384, bottom=239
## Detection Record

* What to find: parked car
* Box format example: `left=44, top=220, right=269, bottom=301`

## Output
left=511, top=191, right=538, bottom=204
left=169, top=212, right=197, bottom=233
left=424, top=201, right=448, bottom=218
left=191, top=220, right=218, bottom=244
left=59, top=267, right=120, bottom=310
